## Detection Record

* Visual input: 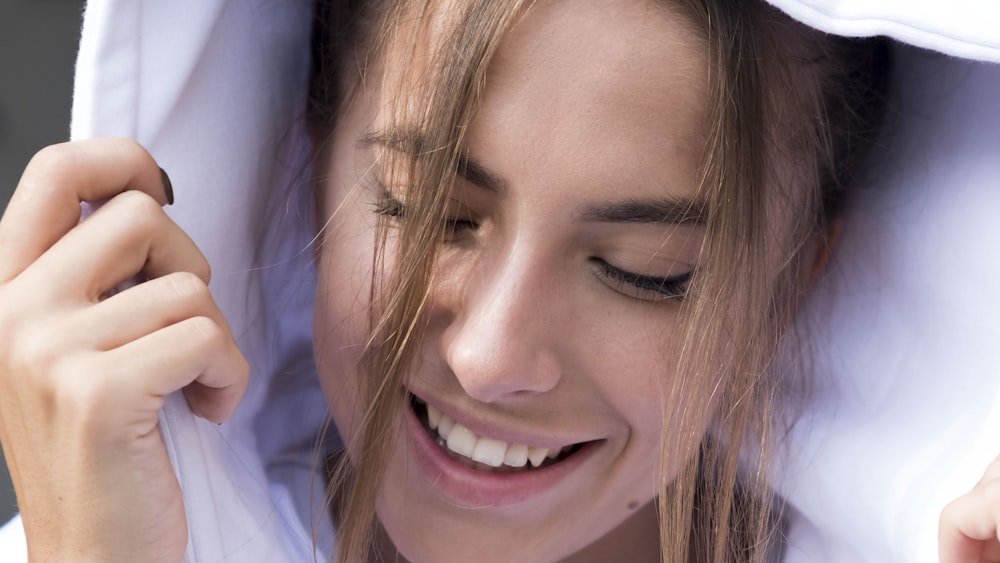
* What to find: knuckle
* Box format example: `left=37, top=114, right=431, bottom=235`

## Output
left=49, top=353, right=115, bottom=410
left=166, top=271, right=210, bottom=305
left=178, top=255, right=212, bottom=287
left=189, top=316, right=226, bottom=348
left=7, top=319, right=60, bottom=379
left=114, top=189, right=164, bottom=226
left=22, top=143, right=79, bottom=192
left=5, top=337, right=89, bottom=412
left=196, top=257, right=212, bottom=285
left=978, top=479, right=1000, bottom=504
left=45, top=355, right=87, bottom=400
left=939, top=498, right=959, bottom=524
left=2, top=311, right=92, bottom=392
left=986, top=455, right=1000, bottom=477
left=26, top=143, right=74, bottom=172
left=0, top=312, right=118, bottom=429
left=109, top=137, right=155, bottom=168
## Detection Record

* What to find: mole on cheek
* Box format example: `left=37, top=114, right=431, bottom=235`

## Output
left=627, top=500, right=639, bottom=510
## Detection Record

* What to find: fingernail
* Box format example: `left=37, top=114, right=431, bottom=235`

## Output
left=159, top=166, right=174, bottom=205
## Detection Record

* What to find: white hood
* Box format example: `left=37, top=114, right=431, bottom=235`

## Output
left=1, top=1, right=998, bottom=561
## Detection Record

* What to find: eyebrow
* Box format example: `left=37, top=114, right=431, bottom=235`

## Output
left=575, top=197, right=707, bottom=226
left=359, top=129, right=508, bottom=194
left=361, top=129, right=706, bottom=226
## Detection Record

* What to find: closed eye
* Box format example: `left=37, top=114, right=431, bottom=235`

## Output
left=591, top=258, right=691, bottom=302
left=374, top=194, right=406, bottom=219
left=374, top=190, right=480, bottom=240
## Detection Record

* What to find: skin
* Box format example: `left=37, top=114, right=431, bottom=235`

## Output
left=315, top=0, right=709, bottom=561
left=940, top=457, right=1000, bottom=563
left=0, top=138, right=248, bottom=562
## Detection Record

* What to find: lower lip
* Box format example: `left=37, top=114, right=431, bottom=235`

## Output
left=404, top=402, right=597, bottom=508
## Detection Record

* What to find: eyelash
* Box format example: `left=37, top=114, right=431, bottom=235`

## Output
left=374, top=192, right=689, bottom=303
left=591, top=258, right=691, bottom=302
left=373, top=194, right=480, bottom=237
left=373, top=196, right=405, bottom=219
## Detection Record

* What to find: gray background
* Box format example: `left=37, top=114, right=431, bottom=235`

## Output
left=0, top=0, right=86, bottom=526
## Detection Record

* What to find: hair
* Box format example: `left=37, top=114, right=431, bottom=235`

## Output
left=306, top=1, right=890, bottom=562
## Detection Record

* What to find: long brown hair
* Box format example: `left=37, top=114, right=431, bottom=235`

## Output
left=306, top=1, right=890, bottom=561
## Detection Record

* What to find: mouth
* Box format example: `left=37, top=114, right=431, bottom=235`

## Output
left=409, top=394, right=583, bottom=473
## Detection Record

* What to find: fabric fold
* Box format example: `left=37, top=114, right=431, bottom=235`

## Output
left=765, top=0, right=1000, bottom=61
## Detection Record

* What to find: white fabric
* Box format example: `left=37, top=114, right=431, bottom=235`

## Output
left=765, top=4, right=1000, bottom=563
left=0, top=0, right=998, bottom=562
left=776, top=47, right=1000, bottom=563
left=0, top=515, right=25, bottom=558
left=765, top=0, right=1000, bottom=62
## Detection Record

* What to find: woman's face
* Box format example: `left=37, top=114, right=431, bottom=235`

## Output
left=314, top=0, right=711, bottom=560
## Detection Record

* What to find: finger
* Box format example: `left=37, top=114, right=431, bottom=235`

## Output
left=69, top=272, right=229, bottom=352
left=104, top=316, right=249, bottom=424
left=940, top=486, right=1000, bottom=563
left=16, top=190, right=209, bottom=302
left=978, top=455, right=1000, bottom=488
left=0, top=138, right=171, bottom=281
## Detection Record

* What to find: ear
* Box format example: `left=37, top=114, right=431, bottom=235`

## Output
left=800, top=216, right=843, bottom=292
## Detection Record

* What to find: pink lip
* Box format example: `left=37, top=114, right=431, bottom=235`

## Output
left=404, top=399, right=598, bottom=508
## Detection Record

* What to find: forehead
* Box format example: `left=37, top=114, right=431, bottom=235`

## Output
left=379, top=0, right=709, bottom=134
left=483, top=0, right=708, bottom=130
left=476, top=0, right=710, bottom=200
left=371, top=0, right=711, bottom=202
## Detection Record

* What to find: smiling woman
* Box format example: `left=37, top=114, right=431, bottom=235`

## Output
left=0, top=0, right=891, bottom=562
left=314, top=2, right=715, bottom=558
left=306, top=0, right=889, bottom=561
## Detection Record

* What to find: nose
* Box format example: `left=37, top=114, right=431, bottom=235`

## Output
left=438, top=246, right=563, bottom=403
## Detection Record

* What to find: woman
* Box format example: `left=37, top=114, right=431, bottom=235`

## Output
left=0, top=0, right=993, bottom=562
left=305, top=1, right=890, bottom=561
left=305, top=0, right=892, bottom=560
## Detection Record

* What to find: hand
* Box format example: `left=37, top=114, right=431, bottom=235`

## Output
left=940, top=455, right=1000, bottom=563
left=0, top=139, right=249, bottom=562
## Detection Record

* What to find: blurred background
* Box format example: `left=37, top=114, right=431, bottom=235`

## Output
left=0, top=0, right=86, bottom=526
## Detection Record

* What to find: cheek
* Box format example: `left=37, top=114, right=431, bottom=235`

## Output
left=603, top=321, right=713, bottom=473
left=314, top=261, right=367, bottom=450
left=312, top=202, right=381, bottom=450
left=595, top=320, right=676, bottom=415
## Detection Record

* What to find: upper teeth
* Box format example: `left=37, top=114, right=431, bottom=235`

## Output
left=426, top=403, right=568, bottom=469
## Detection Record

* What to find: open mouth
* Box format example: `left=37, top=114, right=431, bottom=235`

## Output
left=410, top=394, right=583, bottom=473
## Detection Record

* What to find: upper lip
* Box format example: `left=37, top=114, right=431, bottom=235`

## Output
left=408, top=388, right=599, bottom=450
